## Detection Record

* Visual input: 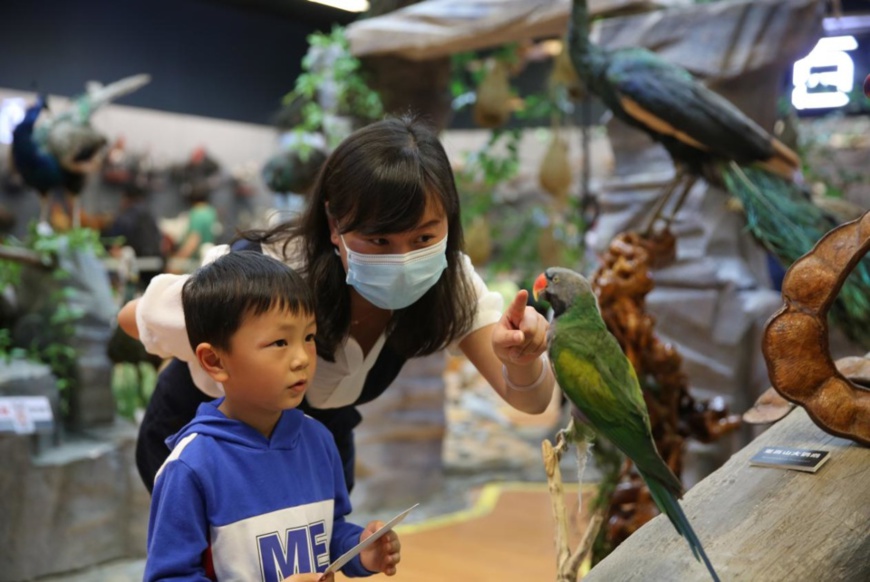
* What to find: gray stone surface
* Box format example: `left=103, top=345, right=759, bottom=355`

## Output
left=0, top=420, right=148, bottom=582
left=594, top=0, right=823, bottom=82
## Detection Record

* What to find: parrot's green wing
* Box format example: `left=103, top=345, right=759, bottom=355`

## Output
left=551, top=321, right=681, bottom=492
left=551, top=327, right=648, bottom=432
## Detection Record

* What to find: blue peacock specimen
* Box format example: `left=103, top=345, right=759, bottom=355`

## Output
left=11, top=95, right=65, bottom=224
left=11, top=74, right=150, bottom=229
left=567, top=0, right=870, bottom=349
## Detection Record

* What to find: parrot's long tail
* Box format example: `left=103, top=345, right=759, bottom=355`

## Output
left=646, top=476, right=720, bottom=582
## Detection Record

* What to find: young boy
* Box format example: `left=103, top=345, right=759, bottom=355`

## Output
left=144, top=251, right=401, bottom=581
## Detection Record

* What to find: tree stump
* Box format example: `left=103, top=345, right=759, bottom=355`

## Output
left=582, top=406, right=870, bottom=581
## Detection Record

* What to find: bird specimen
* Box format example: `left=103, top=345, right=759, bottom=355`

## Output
left=11, top=74, right=150, bottom=230
left=566, top=0, right=870, bottom=348
left=535, top=267, right=720, bottom=581
left=11, top=95, right=65, bottom=228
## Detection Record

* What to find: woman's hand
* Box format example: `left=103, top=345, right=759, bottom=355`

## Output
left=491, top=289, right=548, bottom=366
left=359, top=521, right=402, bottom=576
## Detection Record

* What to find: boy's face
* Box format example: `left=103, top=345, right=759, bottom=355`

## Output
left=217, top=305, right=317, bottom=420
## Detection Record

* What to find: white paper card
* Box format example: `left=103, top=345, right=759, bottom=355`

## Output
left=321, top=503, right=418, bottom=577
left=0, top=396, right=53, bottom=434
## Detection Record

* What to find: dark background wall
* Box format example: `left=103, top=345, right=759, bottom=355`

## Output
left=0, top=0, right=352, bottom=125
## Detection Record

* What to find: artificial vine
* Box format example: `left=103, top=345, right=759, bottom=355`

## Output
left=282, top=25, right=384, bottom=152
left=0, top=225, right=105, bottom=416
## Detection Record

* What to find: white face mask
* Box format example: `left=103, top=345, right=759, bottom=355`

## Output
left=342, top=235, right=448, bottom=310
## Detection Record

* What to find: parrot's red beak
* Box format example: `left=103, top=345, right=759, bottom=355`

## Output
left=532, top=272, right=548, bottom=302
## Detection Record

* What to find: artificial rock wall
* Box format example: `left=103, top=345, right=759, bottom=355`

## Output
left=588, top=0, right=834, bottom=476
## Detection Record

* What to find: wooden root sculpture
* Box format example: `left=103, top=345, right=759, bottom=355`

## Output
left=762, top=211, right=870, bottom=446
left=590, top=229, right=741, bottom=552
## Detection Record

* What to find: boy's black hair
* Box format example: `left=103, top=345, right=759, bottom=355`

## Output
left=182, top=251, right=315, bottom=352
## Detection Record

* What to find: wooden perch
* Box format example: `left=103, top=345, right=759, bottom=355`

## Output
left=581, top=407, right=870, bottom=581
left=0, top=245, right=55, bottom=270
left=542, top=434, right=605, bottom=582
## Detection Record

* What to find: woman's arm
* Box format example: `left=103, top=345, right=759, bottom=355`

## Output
left=459, top=289, right=555, bottom=414
left=118, top=273, right=197, bottom=361
left=118, top=298, right=140, bottom=340
left=119, top=244, right=232, bottom=360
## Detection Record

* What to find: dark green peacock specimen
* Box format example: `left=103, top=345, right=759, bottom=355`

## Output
left=568, top=0, right=870, bottom=349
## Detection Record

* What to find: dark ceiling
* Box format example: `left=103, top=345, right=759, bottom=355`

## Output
left=0, top=0, right=360, bottom=125
left=204, top=0, right=359, bottom=28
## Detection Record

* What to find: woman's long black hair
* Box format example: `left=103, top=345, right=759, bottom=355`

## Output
left=243, top=115, right=478, bottom=360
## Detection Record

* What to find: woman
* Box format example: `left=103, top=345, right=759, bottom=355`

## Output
left=119, top=115, right=555, bottom=493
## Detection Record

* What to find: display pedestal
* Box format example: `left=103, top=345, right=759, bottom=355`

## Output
left=583, top=406, right=870, bottom=581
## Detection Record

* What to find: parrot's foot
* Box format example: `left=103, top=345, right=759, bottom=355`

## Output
left=554, top=425, right=573, bottom=457
left=554, top=418, right=591, bottom=457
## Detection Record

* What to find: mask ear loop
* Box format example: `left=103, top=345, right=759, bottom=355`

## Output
left=325, top=202, right=343, bottom=257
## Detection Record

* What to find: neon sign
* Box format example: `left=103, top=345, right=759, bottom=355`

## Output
left=792, top=35, right=859, bottom=110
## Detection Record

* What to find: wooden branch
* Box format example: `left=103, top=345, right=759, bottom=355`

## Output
left=542, top=439, right=571, bottom=573
left=0, top=245, right=54, bottom=270
left=568, top=511, right=604, bottom=577
left=543, top=432, right=606, bottom=582
left=581, top=407, right=870, bottom=581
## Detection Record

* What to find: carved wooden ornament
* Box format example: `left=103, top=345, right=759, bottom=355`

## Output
left=762, top=211, right=870, bottom=445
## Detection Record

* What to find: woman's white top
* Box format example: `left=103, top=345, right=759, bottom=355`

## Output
left=135, top=241, right=503, bottom=409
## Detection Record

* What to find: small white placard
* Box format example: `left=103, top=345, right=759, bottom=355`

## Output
left=749, top=446, right=830, bottom=473
left=0, top=396, right=54, bottom=434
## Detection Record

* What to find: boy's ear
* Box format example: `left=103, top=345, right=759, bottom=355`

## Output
left=195, top=343, right=229, bottom=383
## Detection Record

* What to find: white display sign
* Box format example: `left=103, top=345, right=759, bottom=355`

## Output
left=0, top=396, right=54, bottom=435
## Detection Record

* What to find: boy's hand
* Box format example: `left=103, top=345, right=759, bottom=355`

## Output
left=282, top=573, right=332, bottom=582
left=359, top=520, right=402, bottom=576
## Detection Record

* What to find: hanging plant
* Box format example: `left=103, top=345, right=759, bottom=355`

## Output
left=464, top=215, right=493, bottom=266
left=548, top=38, right=585, bottom=100
left=473, top=59, right=514, bottom=129
left=539, top=131, right=573, bottom=205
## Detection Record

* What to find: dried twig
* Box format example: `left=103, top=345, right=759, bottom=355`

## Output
left=543, top=428, right=606, bottom=581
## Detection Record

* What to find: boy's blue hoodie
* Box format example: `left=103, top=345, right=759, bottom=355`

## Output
left=145, top=400, right=371, bottom=581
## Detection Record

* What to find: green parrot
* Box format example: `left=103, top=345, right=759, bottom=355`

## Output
left=533, top=267, right=719, bottom=581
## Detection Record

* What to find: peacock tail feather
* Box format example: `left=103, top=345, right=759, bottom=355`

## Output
left=722, top=164, right=870, bottom=349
